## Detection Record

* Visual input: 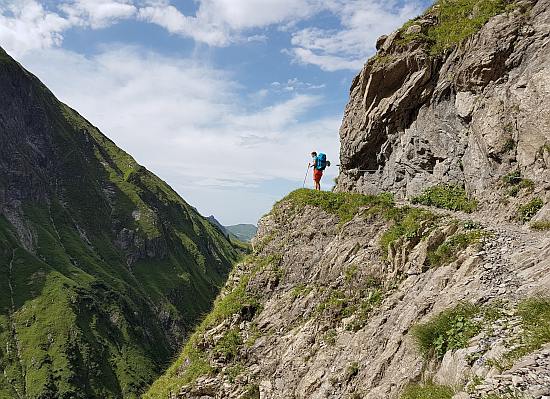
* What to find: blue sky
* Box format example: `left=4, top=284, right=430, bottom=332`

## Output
left=0, top=0, right=431, bottom=225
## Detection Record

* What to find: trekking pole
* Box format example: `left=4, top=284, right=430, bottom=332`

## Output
left=302, top=164, right=310, bottom=188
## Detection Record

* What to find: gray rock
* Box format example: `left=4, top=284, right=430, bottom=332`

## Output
left=405, top=24, right=422, bottom=35
left=170, top=197, right=550, bottom=399
left=336, top=0, right=550, bottom=223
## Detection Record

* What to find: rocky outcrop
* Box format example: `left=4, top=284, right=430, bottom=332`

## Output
left=337, top=0, right=550, bottom=222
left=148, top=192, right=550, bottom=399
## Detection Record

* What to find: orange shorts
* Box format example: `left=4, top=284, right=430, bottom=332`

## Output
left=313, top=169, right=323, bottom=182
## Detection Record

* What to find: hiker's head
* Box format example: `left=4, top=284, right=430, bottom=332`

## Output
left=311, top=151, right=317, bottom=158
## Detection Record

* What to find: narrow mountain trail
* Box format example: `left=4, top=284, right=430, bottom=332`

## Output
left=400, top=201, right=550, bottom=305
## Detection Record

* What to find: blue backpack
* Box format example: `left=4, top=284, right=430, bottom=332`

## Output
left=316, top=153, right=328, bottom=170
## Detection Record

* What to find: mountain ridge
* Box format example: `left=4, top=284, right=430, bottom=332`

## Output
left=0, top=45, right=241, bottom=398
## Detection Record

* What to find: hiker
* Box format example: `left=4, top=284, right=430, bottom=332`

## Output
left=309, top=151, right=330, bottom=191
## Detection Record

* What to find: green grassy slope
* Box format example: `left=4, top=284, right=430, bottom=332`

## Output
left=0, top=46, right=240, bottom=398
left=398, top=0, right=516, bottom=55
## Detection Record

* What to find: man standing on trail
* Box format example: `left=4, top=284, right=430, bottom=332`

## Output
left=309, top=151, right=330, bottom=191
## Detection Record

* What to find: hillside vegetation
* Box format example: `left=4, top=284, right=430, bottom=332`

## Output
left=400, top=0, right=516, bottom=54
left=0, top=46, right=241, bottom=398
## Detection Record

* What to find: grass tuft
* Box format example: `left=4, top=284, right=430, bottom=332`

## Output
left=427, top=230, right=487, bottom=267
left=214, top=328, right=243, bottom=360
left=281, top=189, right=394, bottom=224
left=412, top=185, right=478, bottom=213
left=291, top=283, right=313, bottom=299
left=242, top=384, right=260, bottom=399
left=401, top=382, right=454, bottom=399
left=530, top=220, right=550, bottom=231
left=517, top=198, right=544, bottom=222
left=504, top=297, right=550, bottom=365
left=502, top=171, right=535, bottom=197
left=380, top=207, right=437, bottom=255
left=412, top=303, right=481, bottom=360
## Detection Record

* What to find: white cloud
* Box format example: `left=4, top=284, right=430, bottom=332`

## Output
left=246, top=34, right=268, bottom=43
left=194, top=0, right=322, bottom=30
left=288, top=0, right=427, bottom=71
left=270, top=77, right=327, bottom=92
left=0, top=1, right=71, bottom=57
left=60, top=0, right=137, bottom=28
left=19, top=46, right=340, bottom=223
left=0, top=0, right=137, bottom=56
left=0, top=0, right=429, bottom=71
left=137, top=3, right=231, bottom=46
left=285, top=47, right=364, bottom=72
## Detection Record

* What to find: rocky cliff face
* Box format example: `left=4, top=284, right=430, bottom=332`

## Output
left=147, top=190, right=550, bottom=399
left=146, top=1, right=550, bottom=399
left=337, top=0, right=550, bottom=222
left=0, top=47, right=240, bottom=398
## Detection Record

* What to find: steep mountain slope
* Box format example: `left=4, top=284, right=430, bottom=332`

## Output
left=206, top=216, right=229, bottom=237
left=336, top=0, right=550, bottom=222
left=146, top=190, right=549, bottom=399
left=145, top=1, right=549, bottom=398
left=0, top=47, right=240, bottom=398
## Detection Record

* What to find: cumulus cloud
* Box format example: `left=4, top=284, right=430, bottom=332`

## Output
left=271, top=78, right=326, bottom=92
left=0, top=0, right=138, bottom=56
left=284, top=47, right=364, bottom=72
left=0, top=0, right=430, bottom=70
left=0, top=1, right=71, bottom=57
left=60, top=0, right=137, bottom=28
left=137, top=2, right=231, bottom=46
left=19, top=47, right=340, bottom=222
left=288, top=0, right=427, bottom=71
left=193, top=0, right=322, bottom=30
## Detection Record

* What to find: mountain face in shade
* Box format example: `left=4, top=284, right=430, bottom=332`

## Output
left=0, top=46, right=240, bottom=398
left=206, top=216, right=229, bottom=236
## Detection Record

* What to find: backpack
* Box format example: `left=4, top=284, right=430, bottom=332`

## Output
left=316, top=153, right=328, bottom=170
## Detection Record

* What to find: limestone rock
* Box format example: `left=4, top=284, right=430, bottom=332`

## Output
left=336, top=0, right=550, bottom=222
left=169, top=198, right=550, bottom=399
